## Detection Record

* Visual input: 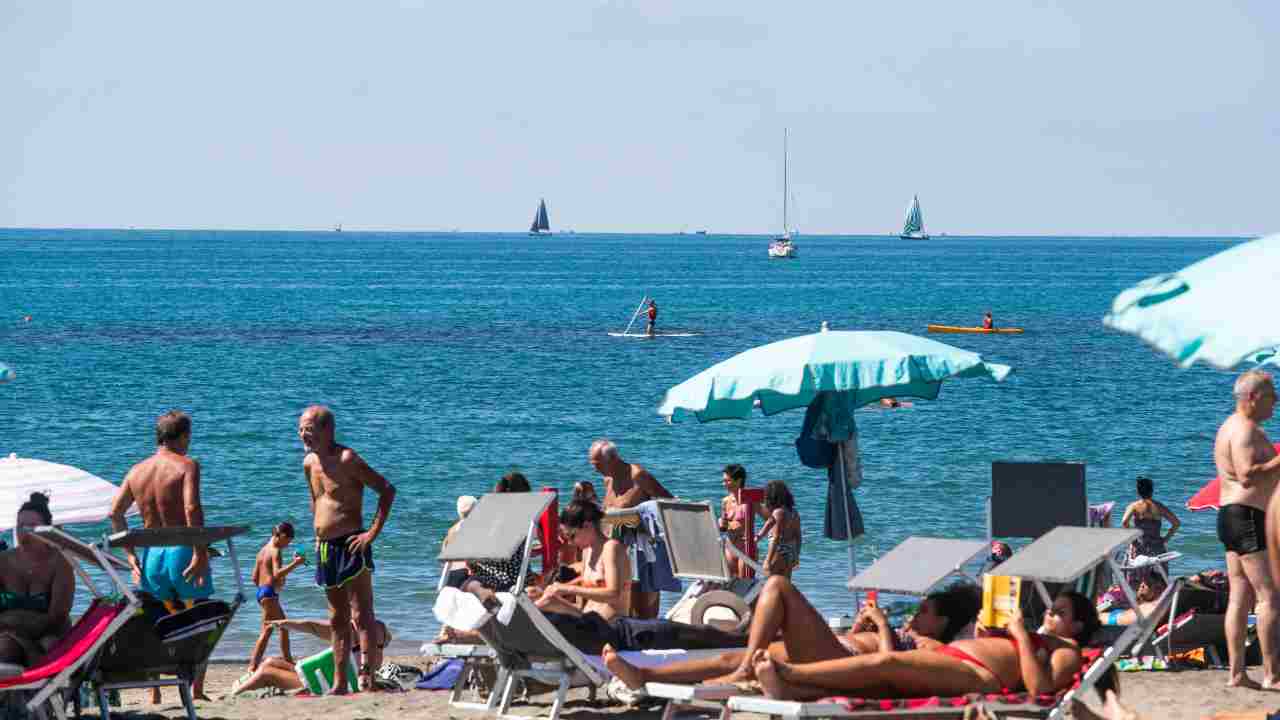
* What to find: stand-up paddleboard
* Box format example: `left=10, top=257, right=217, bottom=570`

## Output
left=607, top=332, right=701, bottom=338
left=927, top=324, right=1024, bottom=335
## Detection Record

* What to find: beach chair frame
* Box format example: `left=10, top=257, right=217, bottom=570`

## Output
left=89, top=525, right=249, bottom=720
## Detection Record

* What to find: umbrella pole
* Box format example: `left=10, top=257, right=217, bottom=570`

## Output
left=837, top=440, right=858, bottom=604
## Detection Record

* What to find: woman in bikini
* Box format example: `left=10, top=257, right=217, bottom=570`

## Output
left=749, top=590, right=1100, bottom=700
left=531, top=500, right=632, bottom=621
left=719, top=464, right=767, bottom=578
left=604, top=577, right=980, bottom=690
left=0, top=493, right=74, bottom=667
left=756, top=480, right=802, bottom=578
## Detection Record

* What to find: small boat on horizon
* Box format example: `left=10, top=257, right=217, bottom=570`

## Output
left=899, top=195, right=929, bottom=240
left=768, top=129, right=797, bottom=259
left=529, top=198, right=552, bottom=236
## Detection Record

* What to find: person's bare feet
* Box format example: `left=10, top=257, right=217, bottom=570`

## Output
left=752, top=649, right=790, bottom=700
left=192, top=693, right=212, bottom=702
left=1103, top=690, right=1142, bottom=720
left=1227, top=672, right=1262, bottom=690
left=1260, top=675, right=1280, bottom=691
left=602, top=644, right=646, bottom=690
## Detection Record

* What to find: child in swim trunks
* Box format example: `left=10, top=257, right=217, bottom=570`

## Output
left=756, top=480, right=802, bottom=578
left=248, top=523, right=307, bottom=671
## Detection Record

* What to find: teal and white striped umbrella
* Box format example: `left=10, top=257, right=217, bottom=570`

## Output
left=0, top=363, right=13, bottom=383
left=1104, top=233, right=1280, bottom=369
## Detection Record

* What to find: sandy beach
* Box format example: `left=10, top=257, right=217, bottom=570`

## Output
left=79, top=656, right=1276, bottom=720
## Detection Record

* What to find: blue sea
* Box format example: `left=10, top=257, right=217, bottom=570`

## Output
left=0, top=229, right=1251, bottom=657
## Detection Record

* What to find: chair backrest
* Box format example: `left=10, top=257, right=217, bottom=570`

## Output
left=478, top=597, right=606, bottom=686
left=847, top=537, right=988, bottom=594
left=439, top=493, right=554, bottom=562
left=657, top=501, right=731, bottom=581
left=0, top=598, right=129, bottom=688
left=989, top=461, right=1087, bottom=539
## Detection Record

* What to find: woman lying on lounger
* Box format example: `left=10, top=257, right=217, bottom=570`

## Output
left=528, top=500, right=632, bottom=620
left=604, top=576, right=981, bottom=690
left=748, top=590, right=1100, bottom=700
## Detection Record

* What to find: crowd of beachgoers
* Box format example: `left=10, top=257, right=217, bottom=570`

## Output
left=4, top=371, right=1280, bottom=720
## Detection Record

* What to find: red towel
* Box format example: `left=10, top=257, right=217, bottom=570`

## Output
left=538, top=488, right=560, bottom=572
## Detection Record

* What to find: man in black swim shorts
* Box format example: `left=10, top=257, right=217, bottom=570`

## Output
left=300, top=405, right=397, bottom=694
left=1214, top=370, right=1280, bottom=689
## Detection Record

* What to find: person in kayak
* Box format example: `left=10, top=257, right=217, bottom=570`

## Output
left=982, top=311, right=993, bottom=330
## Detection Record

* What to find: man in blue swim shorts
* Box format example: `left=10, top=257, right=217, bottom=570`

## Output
left=299, top=405, right=397, bottom=694
left=110, top=410, right=215, bottom=699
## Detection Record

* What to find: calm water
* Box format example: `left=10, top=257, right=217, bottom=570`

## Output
left=0, top=229, right=1251, bottom=657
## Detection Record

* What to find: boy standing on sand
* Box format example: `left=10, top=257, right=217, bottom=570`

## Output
left=248, top=522, right=307, bottom=671
left=299, top=405, right=397, bottom=694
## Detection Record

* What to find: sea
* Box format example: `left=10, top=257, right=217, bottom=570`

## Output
left=0, top=228, right=1253, bottom=658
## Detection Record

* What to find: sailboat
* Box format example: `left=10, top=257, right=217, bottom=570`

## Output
left=768, top=130, right=797, bottom=258
left=529, top=198, right=552, bottom=236
left=899, top=195, right=929, bottom=240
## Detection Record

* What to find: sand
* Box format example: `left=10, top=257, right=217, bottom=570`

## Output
left=81, top=657, right=1277, bottom=719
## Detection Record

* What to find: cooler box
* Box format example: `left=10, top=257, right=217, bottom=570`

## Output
left=296, top=648, right=358, bottom=695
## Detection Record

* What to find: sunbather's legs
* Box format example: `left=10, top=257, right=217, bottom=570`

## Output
left=535, top=594, right=583, bottom=616
left=753, top=648, right=996, bottom=700
left=602, top=644, right=752, bottom=689
left=717, top=575, right=849, bottom=681
left=229, top=657, right=303, bottom=696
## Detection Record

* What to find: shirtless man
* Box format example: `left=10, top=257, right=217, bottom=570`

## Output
left=1215, top=370, right=1280, bottom=688
left=588, top=438, right=673, bottom=619
left=299, top=405, right=396, bottom=694
left=109, top=410, right=213, bottom=699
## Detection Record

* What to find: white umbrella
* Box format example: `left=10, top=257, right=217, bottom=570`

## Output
left=0, top=453, right=138, bottom=531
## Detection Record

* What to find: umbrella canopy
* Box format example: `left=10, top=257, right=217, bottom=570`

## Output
left=0, top=453, right=138, bottom=531
left=1185, top=442, right=1280, bottom=512
left=0, top=363, right=13, bottom=383
left=657, top=326, right=1012, bottom=421
left=1103, top=233, right=1280, bottom=369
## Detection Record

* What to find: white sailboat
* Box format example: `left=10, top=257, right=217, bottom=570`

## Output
left=528, top=198, right=551, bottom=236
left=899, top=195, right=929, bottom=240
left=768, top=129, right=797, bottom=259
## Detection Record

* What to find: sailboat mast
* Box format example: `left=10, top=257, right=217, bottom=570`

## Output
left=782, top=129, right=789, bottom=235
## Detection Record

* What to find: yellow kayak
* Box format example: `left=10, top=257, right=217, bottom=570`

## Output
left=927, top=324, right=1024, bottom=335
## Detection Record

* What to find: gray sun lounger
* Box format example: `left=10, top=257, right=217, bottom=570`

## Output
left=721, top=527, right=1177, bottom=720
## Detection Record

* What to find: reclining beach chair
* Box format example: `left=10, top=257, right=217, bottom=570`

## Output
left=646, top=536, right=989, bottom=720
left=431, top=494, right=745, bottom=720
left=0, top=527, right=140, bottom=720
left=87, top=525, right=249, bottom=720
left=724, top=527, right=1179, bottom=720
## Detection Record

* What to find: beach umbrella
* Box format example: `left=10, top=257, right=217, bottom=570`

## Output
left=657, top=323, right=1012, bottom=578
left=1103, top=233, right=1280, bottom=369
left=1184, top=441, right=1280, bottom=512
left=0, top=363, right=13, bottom=383
left=0, top=453, right=138, bottom=531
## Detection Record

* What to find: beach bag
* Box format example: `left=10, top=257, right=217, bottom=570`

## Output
left=296, top=648, right=359, bottom=695
left=416, top=659, right=463, bottom=690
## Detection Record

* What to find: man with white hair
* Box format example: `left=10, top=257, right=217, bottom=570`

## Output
left=1215, top=369, right=1280, bottom=689
left=588, top=438, right=674, bottom=618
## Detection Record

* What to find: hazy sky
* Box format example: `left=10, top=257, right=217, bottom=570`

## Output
left=3, top=2, right=1277, bottom=235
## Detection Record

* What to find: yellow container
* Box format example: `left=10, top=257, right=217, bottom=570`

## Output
left=980, top=575, right=1021, bottom=628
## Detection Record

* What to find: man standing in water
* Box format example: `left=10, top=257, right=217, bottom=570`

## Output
left=110, top=410, right=214, bottom=700
left=646, top=299, right=658, bottom=337
left=1215, top=370, right=1280, bottom=689
left=589, top=439, right=675, bottom=618
left=299, top=405, right=397, bottom=694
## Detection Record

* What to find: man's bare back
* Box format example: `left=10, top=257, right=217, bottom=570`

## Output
left=1216, top=413, right=1280, bottom=509
left=120, top=449, right=202, bottom=529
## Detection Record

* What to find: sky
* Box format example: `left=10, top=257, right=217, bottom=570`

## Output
left=2, top=2, right=1277, bottom=236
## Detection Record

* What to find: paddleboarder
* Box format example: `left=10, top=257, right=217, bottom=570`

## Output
left=982, top=311, right=993, bottom=330
left=646, top=299, right=658, bottom=337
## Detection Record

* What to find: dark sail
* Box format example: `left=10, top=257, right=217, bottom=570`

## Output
left=530, top=199, right=550, bottom=233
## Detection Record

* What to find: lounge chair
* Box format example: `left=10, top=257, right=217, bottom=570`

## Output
left=724, top=527, right=1178, bottom=720
left=432, top=494, right=747, bottom=720
left=0, top=527, right=140, bottom=720
left=645, top=536, right=990, bottom=720
left=88, top=525, right=249, bottom=720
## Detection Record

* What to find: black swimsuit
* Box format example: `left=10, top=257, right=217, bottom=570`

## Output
left=1218, top=504, right=1267, bottom=555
